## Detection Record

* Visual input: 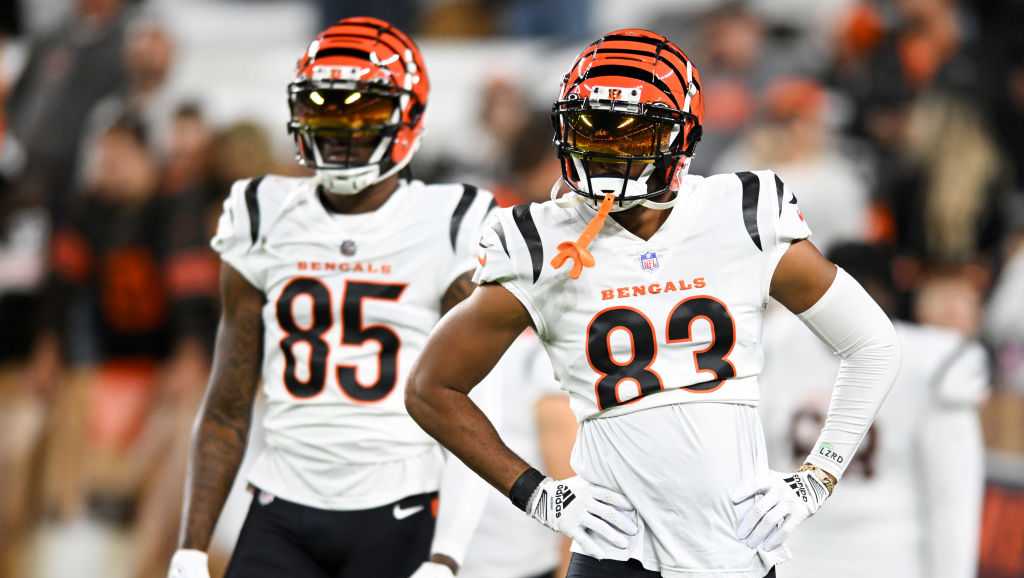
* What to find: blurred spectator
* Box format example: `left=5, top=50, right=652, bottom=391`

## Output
left=209, top=121, right=275, bottom=191
left=7, top=0, right=130, bottom=225
left=161, top=103, right=213, bottom=200
left=421, top=76, right=533, bottom=188
left=86, top=18, right=176, bottom=158
left=890, top=0, right=979, bottom=94
left=420, top=1, right=496, bottom=38
left=687, top=1, right=796, bottom=175
left=317, top=0, right=420, bottom=36
left=832, top=0, right=983, bottom=145
left=875, top=95, right=1008, bottom=267
left=714, top=77, right=869, bottom=253
left=914, top=266, right=984, bottom=337
left=497, top=0, right=592, bottom=41
left=23, top=115, right=202, bottom=578
left=496, top=113, right=563, bottom=206
left=162, top=119, right=272, bottom=359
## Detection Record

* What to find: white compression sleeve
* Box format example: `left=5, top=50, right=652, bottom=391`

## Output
left=797, top=267, right=901, bottom=479
left=428, top=379, right=502, bottom=565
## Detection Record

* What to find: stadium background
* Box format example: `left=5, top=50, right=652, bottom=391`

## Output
left=0, top=0, right=1022, bottom=576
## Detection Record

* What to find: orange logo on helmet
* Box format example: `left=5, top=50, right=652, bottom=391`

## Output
left=608, top=88, right=622, bottom=100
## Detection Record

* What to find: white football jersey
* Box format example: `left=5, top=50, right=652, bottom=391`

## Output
left=474, top=171, right=810, bottom=422
left=474, top=171, right=811, bottom=578
left=211, top=175, right=493, bottom=510
left=760, top=314, right=989, bottom=578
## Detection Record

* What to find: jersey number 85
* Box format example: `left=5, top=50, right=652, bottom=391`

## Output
left=276, top=277, right=406, bottom=402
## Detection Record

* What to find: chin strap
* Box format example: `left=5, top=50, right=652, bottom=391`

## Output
left=639, top=194, right=678, bottom=210
left=550, top=192, right=616, bottom=279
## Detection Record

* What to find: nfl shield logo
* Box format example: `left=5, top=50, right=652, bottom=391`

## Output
left=640, top=251, right=659, bottom=272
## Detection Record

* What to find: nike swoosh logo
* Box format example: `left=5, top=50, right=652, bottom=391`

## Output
left=393, top=503, right=425, bottom=520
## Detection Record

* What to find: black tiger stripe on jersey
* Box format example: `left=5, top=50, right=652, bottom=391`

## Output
left=736, top=172, right=762, bottom=251
left=774, top=174, right=785, bottom=217
left=512, top=204, right=544, bottom=283
left=245, top=176, right=265, bottom=247
left=449, top=184, right=478, bottom=250
left=491, top=220, right=510, bottom=257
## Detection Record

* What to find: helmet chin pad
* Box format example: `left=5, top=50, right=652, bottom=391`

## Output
left=580, top=176, right=649, bottom=211
left=315, top=166, right=381, bottom=195
left=313, top=136, right=420, bottom=195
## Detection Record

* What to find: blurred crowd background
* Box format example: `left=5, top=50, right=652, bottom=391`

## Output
left=0, top=0, right=1023, bottom=577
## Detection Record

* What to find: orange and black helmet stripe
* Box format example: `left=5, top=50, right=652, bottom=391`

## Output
left=562, top=29, right=699, bottom=113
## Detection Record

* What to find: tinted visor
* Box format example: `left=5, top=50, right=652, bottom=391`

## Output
left=291, top=88, right=401, bottom=166
left=291, top=88, right=399, bottom=135
left=563, top=109, right=676, bottom=160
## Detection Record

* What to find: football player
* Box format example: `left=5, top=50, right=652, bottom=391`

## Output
left=405, top=28, right=901, bottom=578
left=760, top=243, right=988, bottom=578
left=167, top=17, right=496, bottom=578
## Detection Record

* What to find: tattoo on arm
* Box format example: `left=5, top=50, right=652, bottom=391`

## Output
left=441, top=270, right=477, bottom=315
left=179, top=265, right=263, bottom=551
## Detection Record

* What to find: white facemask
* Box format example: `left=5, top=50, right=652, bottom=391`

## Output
left=314, top=135, right=421, bottom=195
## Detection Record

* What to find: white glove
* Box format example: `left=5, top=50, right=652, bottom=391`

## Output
left=526, top=476, right=638, bottom=556
left=731, top=468, right=833, bottom=552
left=167, top=549, right=211, bottom=578
left=408, top=561, right=455, bottom=578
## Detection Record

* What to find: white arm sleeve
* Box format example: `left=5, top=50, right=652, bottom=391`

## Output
left=797, top=267, right=901, bottom=479
left=919, top=407, right=986, bottom=578
left=428, top=377, right=502, bottom=565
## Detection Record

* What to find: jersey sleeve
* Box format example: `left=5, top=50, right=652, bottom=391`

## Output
left=210, top=177, right=267, bottom=290
left=443, top=184, right=496, bottom=291
left=473, top=207, right=548, bottom=337
left=932, top=339, right=990, bottom=407
left=756, top=170, right=813, bottom=301
left=516, top=330, right=562, bottom=397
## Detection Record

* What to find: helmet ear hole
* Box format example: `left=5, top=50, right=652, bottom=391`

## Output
left=408, top=101, right=425, bottom=125
left=565, top=157, right=580, bottom=181
left=682, top=124, right=702, bottom=157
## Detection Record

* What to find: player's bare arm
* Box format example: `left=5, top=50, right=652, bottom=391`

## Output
left=440, top=270, right=477, bottom=315
left=172, top=263, right=262, bottom=574
left=407, top=285, right=638, bottom=557
left=409, top=284, right=532, bottom=491
left=732, top=238, right=900, bottom=553
left=768, top=240, right=837, bottom=314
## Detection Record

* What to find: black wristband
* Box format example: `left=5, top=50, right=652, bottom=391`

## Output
left=508, top=467, right=545, bottom=512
